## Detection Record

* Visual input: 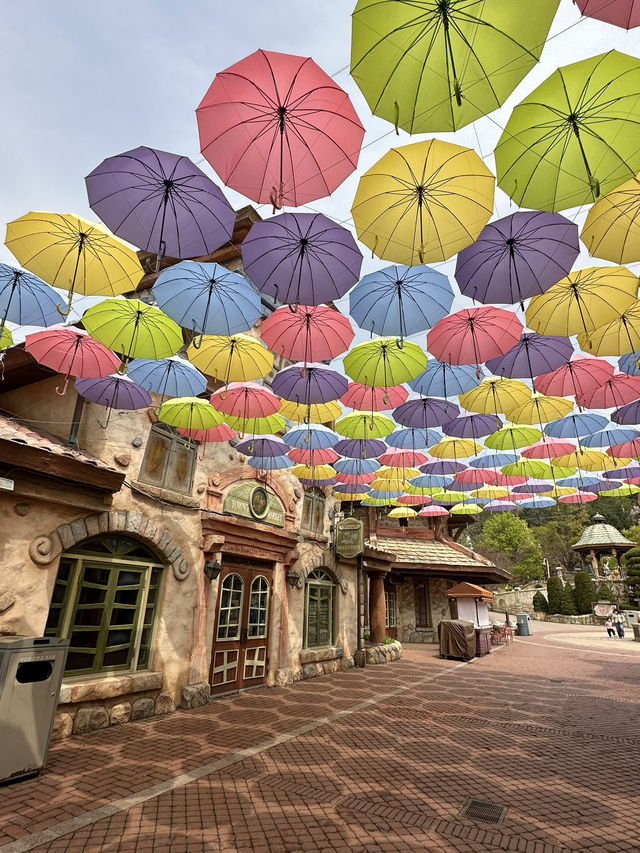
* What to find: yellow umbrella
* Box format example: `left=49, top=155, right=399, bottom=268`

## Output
left=376, top=465, right=420, bottom=480
left=343, top=338, right=426, bottom=388
left=291, top=464, right=336, bottom=480
left=449, top=502, right=480, bottom=516
left=158, top=397, right=224, bottom=432
left=362, top=495, right=399, bottom=506
left=370, top=477, right=409, bottom=491
left=526, top=266, right=639, bottom=338
left=279, top=399, right=341, bottom=424
left=459, top=377, right=530, bottom=416
left=333, top=490, right=369, bottom=501
left=505, top=392, right=573, bottom=425
left=351, top=139, right=495, bottom=265
left=335, top=411, right=396, bottom=439
left=430, top=437, right=481, bottom=458
left=388, top=506, right=417, bottom=518
left=552, top=450, right=631, bottom=472
left=581, top=174, right=640, bottom=265
left=187, top=333, right=273, bottom=384
left=5, top=211, right=142, bottom=316
left=600, top=484, right=640, bottom=497
left=541, top=486, right=576, bottom=499
left=471, top=485, right=509, bottom=500
left=576, top=300, right=640, bottom=356
left=0, top=326, right=13, bottom=349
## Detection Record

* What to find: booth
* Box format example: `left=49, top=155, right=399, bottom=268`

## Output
left=447, top=582, right=493, bottom=657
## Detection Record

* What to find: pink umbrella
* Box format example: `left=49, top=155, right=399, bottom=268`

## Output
left=559, top=492, right=597, bottom=504
left=288, top=447, right=339, bottom=465
left=575, top=0, right=640, bottom=29
left=577, top=372, right=640, bottom=408
left=261, top=304, right=354, bottom=366
left=378, top=448, right=428, bottom=467
left=398, top=493, right=432, bottom=506
left=335, top=472, right=377, bottom=485
left=210, top=382, right=280, bottom=419
left=178, top=424, right=235, bottom=442
left=521, top=439, right=576, bottom=459
left=607, top=438, right=640, bottom=457
left=502, top=492, right=535, bottom=502
left=427, top=306, right=522, bottom=369
left=341, top=382, right=408, bottom=412
left=418, top=505, right=449, bottom=517
left=25, top=327, right=121, bottom=395
left=534, top=355, right=614, bottom=398
left=196, top=50, right=364, bottom=209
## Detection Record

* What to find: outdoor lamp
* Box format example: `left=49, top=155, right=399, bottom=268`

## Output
left=203, top=559, right=222, bottom=582
left=286, top=569, right=301, bottom=588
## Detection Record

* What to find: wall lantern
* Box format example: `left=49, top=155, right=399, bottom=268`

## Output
left=285, top=569, right=301, bottom=588
left=203, top=559, right=222, bottom=582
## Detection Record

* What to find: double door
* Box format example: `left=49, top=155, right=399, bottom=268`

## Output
left=209, top=562, right=271, bottom=695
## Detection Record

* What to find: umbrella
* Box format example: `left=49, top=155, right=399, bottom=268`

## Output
left=85, top=146, right=235, bottom=263
left=430, top=438, right=481, bottom=459
left=387, top=507, right=416, bottom=519
left=292, top=464, right=337, bottom=482
left=501, top=459, right=553, bottom=478
left=459, top=377, right=531, bottom=417
left=619, top=352, right=640, bottom=375
left=299, top=476, right=338, bottom=488
left=534, top=355, right=614, bottom=398
left=271, top=362, right=348, bottom=406
left=418, top=505, right=449, bottom=518
left=393, top=398, right=459, bottom=429
left=581, top=172, right=640, bottom=264
left=235, top=435, right=289, bottom=457
left=427, top=307, right=522, bottom=368
left=512, top=479, right=554, bottom=494
left=577, top=300, right=640, bottom=357
left=449, top=503, right=481, bottom=516
left=409, top=360, right=483, bottom=398
left=25, top=327, right=121, bottom=395
left=351, top=139, right=495, bottom=265
left=335, top=472, right=376, bottom=486
left=210, top=382, right=280, bottom=420
left=521, top=497, right=556, bottom=508
left=495, top=51, right=640, bottom=211
left=443, top=414, right=502, bottom=440
left=526, top=267, right=639, bottom=338
left=289, top=447, right=338, bottom=465
left=397, top=493, right=431, bottom=506
left=469, top=453, right=518, bottom=469
left=485, top=501, right=518, bottom=513
left=604, top=463, right=640, bottom=478
left=559, top=492, right=597, bottom=504
left=187, top=333, right=273, bottom=384
left=485, top=424, right=542, bottom=452
left=349, top=264, right=453, bottom=341
left=261, top=304, right=354, bottom=365
left=0, top=264, right=64, bottom=337
left=455, top=211, right=579, bottom=306
left=608, top=438, right=640, bottom=456
left=386, top=427, right=440, bottom=450
left=153, top=261, right=262, bottom=342
left=127, top=357, right=207, bottom=399
left=576, top=373, right=640, bottom=409
left=247, top=455, right=294, bottom=471
left=242, top=212, right=362, bottom=306
left=333, top=483, right=371, bottom=496
left=6, top=212, right=142, bottom=316
left=350, top=0, right=559, bottom=134
left=421, top=460, right=469, bottom=475
left=343, top=338, right=426, bottom=390
left=552, top=449, right=627, bottom=472
left=178, top=423, right=235, bottom=443
left=586, top=478, right=623, bottom=493
left=279, top=399, right=341, bottom=424
left=522, top=440, right=576, bottom=460
left=505, top=393, right=573, bottom=426
left=612, top=399, right=640, bottom=424
left=545, top=412, right=608, bottom=439
left=158, top=396, right=225, bottom=434
left=486, top=333, right=573, bottom=381
left=341, top=382, right=407, bottom=413
left=333, top=438, right=387, bottom=459
left=283, top=424, right=340, bottom=450
left=558, top=474, right=601, bottom=488
left=0, top=327, right=12, bottom=349
left=409, top=475, right=453, bottom=490
left=75, top=374, right=151, bottom=428
left=575, top=0, right=640, bottom=28
left=600, top=484, right=640, bottom=497
left=225, top=413, right=285, bottom=436
left=196, top=49, right=364, bottom=209
left=378, top=449, right=427, bottom=468
left=82, top=298, right=183, bottom=365
left=335, top=412, right=395, bottom=440
left=334, top=458, right=379, bottom=476
left=582, top=425, right=640, bottom=448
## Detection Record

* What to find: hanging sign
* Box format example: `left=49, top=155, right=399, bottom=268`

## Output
left=335, top=517, right=364, bottom=558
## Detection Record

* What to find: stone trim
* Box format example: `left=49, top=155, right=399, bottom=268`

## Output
left=28, top=510, right=192, bottom=581
left=299, top=646, right=344, bottom=665
left=300, top=555, right=348, bottom=594
left=364, top=640, right=403, bottom=665
left=58, top=671, right=163, bottom=705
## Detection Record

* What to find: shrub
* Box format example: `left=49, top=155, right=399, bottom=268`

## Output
left=560, top=584, right=579, bottom=616
left=547, top=576, right=564, bottom=614
left=574, top=571, right=597, bottom=615
left=532, top=590, right=548, bottom=613
left=596, top=582, right=616, bottom=603
left=383, top=636, right=394, bottom=644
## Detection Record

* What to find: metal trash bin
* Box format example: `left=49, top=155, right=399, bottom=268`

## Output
left=0, top=636, right=69, bottom=783
left=622, top=610, right=639, bottom=627
left=516, top=613, right=531, bottom=637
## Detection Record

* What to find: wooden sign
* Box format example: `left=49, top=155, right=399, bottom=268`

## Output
left=223, top=481, right=285, bottom=527
left=335, top=518, right=364, bottom=558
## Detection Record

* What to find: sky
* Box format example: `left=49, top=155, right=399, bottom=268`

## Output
left=1, top=1, right=640, bottom=344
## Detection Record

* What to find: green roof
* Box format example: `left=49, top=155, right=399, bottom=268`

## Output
left=573, top=519, right=634, bottom=550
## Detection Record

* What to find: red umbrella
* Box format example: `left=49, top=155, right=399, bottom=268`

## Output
left=378, top=448, right=428, bottom=467
left=607, top=438, right=640, bottom=457
left=534, top=355, right=614, bottom=398
left=178, top=424, right=235, bottom=442
left=25, top=327, right=121, bottom=396
left=340, top=381, right=408, bottom=411
left=427, top=306, right=522, bottom=369
left=261, top=304, right=354, bottom=366
left=559, top=492, right=597, bottom=504
left=576, top=372, right=640, bottom=408
left=288, top=447, right=338, bottom=465
left=575, top=0, right=640, bottom=29
left=335, top=471, right=377, bottom=485
left=210, top=382, right=280, bottom=419
left=398, top=493, right=432, bottom=506
left=521, top=439, right=577, bottom=459
left=418, top=505, right=449, bottom=517
left=196, top=50, right=364, bottom=209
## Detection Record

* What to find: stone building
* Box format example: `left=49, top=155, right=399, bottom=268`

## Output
left=572, top=513, right=635, bottom=581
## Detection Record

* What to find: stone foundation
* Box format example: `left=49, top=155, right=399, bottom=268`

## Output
left=534, top=613, right=597, bottom=625
left=364, top=640, right=403, bottom=665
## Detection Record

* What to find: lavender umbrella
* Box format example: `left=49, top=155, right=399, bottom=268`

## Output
left=604, top=465, right=640, bottom=479
left=334, top=482, right=371, bottom=494
left=393, top=398, right=459, bottom=429
left=612, top=400, right=640, bottom=425
left=486, top=333, right=574, bottom=380
left=443, top=413, right=502, bottom=439
left=75, top=375, right=151, bottom=428
left=85, top=146, right=235, bottom=263
left=512, top=479, right=552, bottom=493
left=455, top=210, right=579, bottom=306
left=241, top=212, right=362, bottom=306
left=485, top=500, right=518, bottom=512
left=235, top=435, right=289, bottom=456
left=272, top=362, right=348, bottom=405
left=419, top=460, right=467, bottom=475
left=587, top=479, right=622, bottom=493
left=334, top=438, right=387, bottom=459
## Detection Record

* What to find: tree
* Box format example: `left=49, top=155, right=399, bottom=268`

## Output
left=624, top=546, right=640, bottom=604
left=547, top=576, right=564, bottom=614
left=532, top=590, right=548, bottom=613
left=561, top=584, right=579, bottom=616
left=622, top=522, right=640, bottom=545
left=531, top=517, right=584, bottom=572
left=596, top=582, right=616, bottom=603
left=574, top=571, right=596, bottom=615
left=474, top=513, right=543, bottom=582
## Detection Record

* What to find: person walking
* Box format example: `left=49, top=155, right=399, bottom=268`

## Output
left=612, top=609, right=625, bottom=639
left=604, top=617, right=616, bottom=638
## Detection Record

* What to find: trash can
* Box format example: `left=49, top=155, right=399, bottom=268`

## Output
left=633, top=624, right=640, bottom=643
left=516, top=613, right=531, bottom=637
left=0, top=636, right=69, bottom=783
left=623, top=610, right=639, bottom=627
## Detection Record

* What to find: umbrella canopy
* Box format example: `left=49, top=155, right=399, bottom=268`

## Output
left=459, top=377, right=531, bottom=416
left=158, top=396, right=225, bottom=432
left=283, top=424, right=340, bottom=450
left=387, top=507, right=417, bottom=519
left=343, top=338, right=426, bottom=389
left=409, top=360, right=483, bottom=398
left=341, top=382, right=408, bottom=413
left=0, top=327, right=12, bottom=349
left=289, top=447, right=338, bottom=465
left=393, top=397, right=459, bottom=429
left=178, top=424, right=235, bottom=443
left=581, top=172, right=640, bottom=264
left=127, top=357, right=207, bottom=399
left=378, top=449, right=427, bottom=468
left=279, top=399, right=341, bottom=424
left=576, top=373, right=640, bottom=408
left=333, top=438, right=387, bottom=459
left=242, top=212, right=362, bottom=306
left=485, top=424, right=542, bottom=451
left=506, top=393, right=573, bottom=425
left=449, top=503, right=481, bottom=516
left=247, top=455, right=294, bottom=471
left=603, top=463, right=640, bottom=478
left=495, top=51, right=640, bottom=211
left=261, top=304, right=354, bottom=365
left=485, top=500, right=518, bottom=512
left=486, top=333, right=573, bottom=380
left=469, top=453, right=518, bottom=469
left=409, top=474, right=453, bottom=490
left=559, top=491, right=597, bottom=504
left=575, top=0, right=640, bottom=28
left=522, top=439, right=576, bottom=459
left=85, top=146, right=235, bottom=261
left=0, top=264, right=64, bottom=336
left=75, top=374, right=151, bottom=427
left=187, top=333, right=273, bottom=384
left=82, top=298, right=183, bottom=365
left=526, top=267, right=639, bottom=338
left=335, top=412, right=395, bottom=440
left=397, top=493, right=431, bottom=506
left=443, top=413, right=502, bottom=439
left=552, top=449, right=627, bottom=472
left=292, top=464, right=337, bottom=481
left=421, top=459, right=468, bottom=474
left=6, top=212, right=142, bottom=316
left=545, top=413, right=608, bottom=439
left=271, top=362, right=347, bottom=405
left=25, top=327, right=121, bottom=395
left=619, top=351, right=640, bottom=375
left=430, top=438, right=481, bottom=459
left=521, top=497, right=556, bottom=508
left=225, top=413, right=285, bottom=436
left=608, top=438, right=640, bottom=456
left=386, top=427, right=440, bottom=450
left=351, top=139, right=495, bottom=265
left=582, top=425, right=640, bottom=448
left=534, top=355, right=614, bottom=398
left=612, top=399, right=640, bottom=424
left=418, top=505, right=449, bottom=518
left=349, top=264, right=453, bottom=340
left=334, top=458, right=380, bottom=475
left=427, top=306, right=522, bottom=367
left=153, top=261, right=261, bottom=339
left=455, top=211, right=579, bottom=306
left=196, top=49, right=364, bottom=208
left=350, top=0, right=559, bottom=134
left=210, top=382, right=280, bottom=419
left=577, top=300, right=640, bottom=357
left=558, top=474, right=601, bottom=488
left=235, top=435, right=289, bottom=457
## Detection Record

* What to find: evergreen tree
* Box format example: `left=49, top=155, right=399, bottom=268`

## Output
left=547, top=576, right=564, bottom=614
left=560, top=584, right=579, bottom=616
left=596, top=582, right=616, bottom=603
left=574, top=571, right=597, bottom=615
left=532, top=590, right=548, bottom=613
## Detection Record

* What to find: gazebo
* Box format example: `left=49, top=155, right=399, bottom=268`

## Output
left=572, top=514, right=635, bottom=580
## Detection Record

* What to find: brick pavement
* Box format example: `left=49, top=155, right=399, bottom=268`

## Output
left=1, top=621, right=639, bottom=852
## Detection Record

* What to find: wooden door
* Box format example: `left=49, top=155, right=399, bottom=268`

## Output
left=210, top=563, right=271, bottom=695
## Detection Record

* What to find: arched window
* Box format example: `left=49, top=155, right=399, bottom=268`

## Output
left=216, top=573, right=244, bottom=641
left=304, top=569, right=336, bottom=649
left=44, top=536, right=164, bottom=677
left=248, top=576, right=269, bottom=639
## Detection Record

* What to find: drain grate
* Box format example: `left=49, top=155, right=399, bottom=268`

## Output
left=459, top=799, right=508, bottom=824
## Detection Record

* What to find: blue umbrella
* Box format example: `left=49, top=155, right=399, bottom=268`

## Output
left=581, top=425, right=640, bottom=448
left=410, top=474, right=453, bottom=489
left=409, top=359, right=483, bottom=398
left=283, top=424, right=339, bottom=450
left=334, top=458, right=380, bottom=475
left=367, top=488, right=402, bottom=500
left=520, top=497, right=556, bottom=508
left=558, top=474, right=601, bottom=488
left=127, top=356, right=207, bottom=398
left=618, top=352, right=640, bottom=376
left=469, top=452, right=518, bottom=469
left=247, top=455, right=293, bottom=470
left=153, top=260, right=262, bottom=343
left=349, top=264, right=454, bottom=341
left=545, top=413, right=608, bottom=439
left=386, top=427, right=441, bottom=449
left=0, top=263, right=64, bottom=336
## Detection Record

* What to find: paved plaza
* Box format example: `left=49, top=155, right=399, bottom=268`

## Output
left=1, top=621, right=639, bottom=853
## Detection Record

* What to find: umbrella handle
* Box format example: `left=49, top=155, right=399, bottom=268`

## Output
left=395, top=337, right=404, bottom=350
left=56, top=301, right=72, bottom=317
left=55, top=375, right=70, bottom=396
left=99, top=408, right=112, bottom=430
left=288, top=303, right=299, bottom=314
left=191, top=330, right=205, bottom=349
left=116, top=361, right=128, bottom=376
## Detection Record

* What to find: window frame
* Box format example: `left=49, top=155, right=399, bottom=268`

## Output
left=138, top=422, right=197, bottom=495
left=301, top=488, right=326, bottom=536
left=303, top=569, right=336, bottom=649
left=385, top=589, right=397, bottom=629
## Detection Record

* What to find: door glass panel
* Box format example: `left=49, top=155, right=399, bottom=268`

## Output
left=216, top=574, right=244, bottom=640
left=247, top=576, right=269, bottom=638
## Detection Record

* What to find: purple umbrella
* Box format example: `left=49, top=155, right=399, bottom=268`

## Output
left=586, top=479, right=622, bottom=493
left=485, top=500, right=518, bottom=512
left=420, top=460, right=467, bottom=475
left=512, top=479, right=551, bottom=494
left=334, top=438, right=387, bottom=459
left=486, top=333, right=574, bottom=380
left=612, top=400, right=640, bottom=425
left=393, top=398, right=459, bottom=429
left=235, top=435, right=289, bottom=457
left=241, top=212, right=363, bottom=306
left=333, top=482, right=371, bottom=494
left=271, top=362, right=348, bottom=405
left=299, top=477, right=337, bottom=487
left=443, top=413, right=502, bottom=439
left=75, top=375, right=151, bottom=428
left=85, top=146, right=235, bottom=264
left=604, top=464, right=640, bottom=479
left=455, top=210, right=579, bottom=306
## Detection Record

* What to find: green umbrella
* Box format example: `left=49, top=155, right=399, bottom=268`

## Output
left=350, top=0, right=560, bottom=134
left=495, top=51, right=640, bottom=211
